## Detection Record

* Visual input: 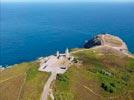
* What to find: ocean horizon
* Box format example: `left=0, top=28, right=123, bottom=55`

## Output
left=1, top=2, right=134, bottom=66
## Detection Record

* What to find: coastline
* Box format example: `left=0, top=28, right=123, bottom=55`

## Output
left=1, top=34, right=134, bottom=71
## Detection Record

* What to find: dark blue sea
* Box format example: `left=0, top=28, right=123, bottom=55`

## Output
left=0, top=3, right=134, bottom=66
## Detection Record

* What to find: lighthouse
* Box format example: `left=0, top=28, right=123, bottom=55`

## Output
left=56, top=51, right=60, bottom=57
left=65, top=48, right=70, bottom=58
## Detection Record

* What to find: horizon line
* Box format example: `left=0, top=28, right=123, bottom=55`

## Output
left=1, top=1, right=134, bottom=3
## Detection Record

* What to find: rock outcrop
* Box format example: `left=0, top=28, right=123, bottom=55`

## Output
left=84, top=33, right=128, bottom=53
left=84, top=35, right=102, bottom=48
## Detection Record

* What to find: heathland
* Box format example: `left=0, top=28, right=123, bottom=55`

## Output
left=0, top=34, right=134, bottom=100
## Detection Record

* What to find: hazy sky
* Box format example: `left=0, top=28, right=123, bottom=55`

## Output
left=1, top=0, right=134, bottom=2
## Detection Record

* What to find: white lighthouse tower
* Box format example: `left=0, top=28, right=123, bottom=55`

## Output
left=56, top=51, right=60, bottom=57
left=65, top=48, right=70, bottom=58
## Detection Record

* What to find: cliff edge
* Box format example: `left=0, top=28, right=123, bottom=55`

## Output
left=83, top=33, right=134, bottom=58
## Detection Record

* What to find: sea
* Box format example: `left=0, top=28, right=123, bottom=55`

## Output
left=0, top=2, right=134, bottom=66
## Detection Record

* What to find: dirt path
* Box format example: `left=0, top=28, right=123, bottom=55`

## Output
left=71, top=46, right=134, bottom=58
left=101, top=35, right=134, bottom=58
left=0, top=73, right=24, bottom=84
left=41, top=72, right=57, bottom=100
left=17, top=73, right=27, bottom=100
left=71, top=49, right=90, bottom=54
left=83, top=85, right=101, bottom=97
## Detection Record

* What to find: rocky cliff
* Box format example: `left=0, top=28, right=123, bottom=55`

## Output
left=84, top=33, right=128, bottom=53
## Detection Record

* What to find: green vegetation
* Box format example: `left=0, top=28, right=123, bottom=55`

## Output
left=127, top=58, right=134, bottom=73
left=26, top=65, right=39, bottom=80
left=0, top=47, right=134, bottom=100
left=104, top=36, right=123, bottom=47
left=53, top=48, right=134, bottom=100
left=57, top=74, right=69, bottom=84
left=54, top=69, right=74, bottom=100
left=0, top=61, right=50, bottom=100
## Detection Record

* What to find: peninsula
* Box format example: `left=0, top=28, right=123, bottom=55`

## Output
left=0, top=33, right=134, bottom=100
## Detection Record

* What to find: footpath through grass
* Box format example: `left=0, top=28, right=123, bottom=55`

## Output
left=0, top=61, right=50, bottom=100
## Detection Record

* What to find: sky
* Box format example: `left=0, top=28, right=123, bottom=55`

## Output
left=1, top=0, right=134, bottom=3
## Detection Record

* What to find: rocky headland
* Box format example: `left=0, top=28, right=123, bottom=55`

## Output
left=84, top=33, right=133, bottom=58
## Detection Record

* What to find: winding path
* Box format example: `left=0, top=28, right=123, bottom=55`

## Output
left=71, top=46, right=134, bottom=58
left=41, top=42, right=134, bottom=100
left=41, top=72, right=57, bottom=100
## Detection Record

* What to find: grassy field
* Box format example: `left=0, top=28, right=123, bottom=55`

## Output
left=0, top=61, right=50, bottom=100
left=53, top=47, right=134, bottom=100
left=0, top=47, right=133, bottom=100
left=104, top=36, right=123, bottom=47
